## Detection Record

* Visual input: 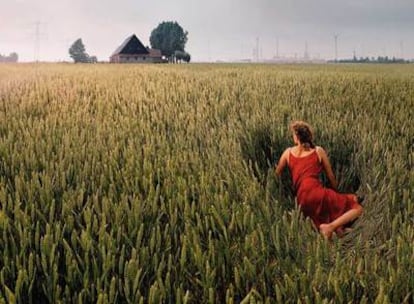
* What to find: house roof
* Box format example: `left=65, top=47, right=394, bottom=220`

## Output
left=111, top=34, right=149, bottom=56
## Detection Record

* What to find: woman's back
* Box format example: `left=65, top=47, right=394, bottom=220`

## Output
left=288, top=147, right=322, bottom=194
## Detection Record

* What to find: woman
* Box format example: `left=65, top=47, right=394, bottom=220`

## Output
left=275, top=121, right=363, bottom=240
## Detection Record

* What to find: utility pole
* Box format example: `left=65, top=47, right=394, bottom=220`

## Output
left=334, top=34, right=339, bottom=62
left=207, top=39, right=211, bottom=62
left=33, top=21, right=46, bottom=62
left=304, top=41, right=309, bottom=60
left=275, top=37, right=279, bottom=58
left=256, top=37, right=260, bottom=62
left=400, top=40, right=404, bottom=59
left=34, top=21, right=40, bottom=62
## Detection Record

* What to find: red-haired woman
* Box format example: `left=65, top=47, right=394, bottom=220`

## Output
left=275, top=121, right=363, bottom=240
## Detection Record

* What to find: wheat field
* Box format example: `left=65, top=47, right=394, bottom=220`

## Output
left=0, top=63, right=413, bottom=303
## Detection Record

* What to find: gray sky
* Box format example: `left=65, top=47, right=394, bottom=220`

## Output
left=1, top=0, right=413, bottom=62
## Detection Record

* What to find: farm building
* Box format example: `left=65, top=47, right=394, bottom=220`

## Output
left=110, top=34, right=164, bottom=63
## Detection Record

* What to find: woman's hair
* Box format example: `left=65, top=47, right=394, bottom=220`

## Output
left=290, top=120, right=315, bottom=148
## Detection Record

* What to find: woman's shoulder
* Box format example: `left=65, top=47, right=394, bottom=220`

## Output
left=285, top=146, right=297, bottom=156
left=315, top=146, right=326, bottom=153
left=281, top=147, right=293, bottom=158
left=315, top=146, right=326, bottom=161
left=280, top=147, right=294, bottom=163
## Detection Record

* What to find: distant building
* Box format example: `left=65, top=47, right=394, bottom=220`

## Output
left=110, top=34, right=164, bottom=63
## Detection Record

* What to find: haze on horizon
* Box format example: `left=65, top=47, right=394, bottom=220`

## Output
left=1, top=0, right=413, bottom=62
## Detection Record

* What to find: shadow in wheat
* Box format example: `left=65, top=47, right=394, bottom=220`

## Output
left=240, top=124, right=294, bottom=209
left=318, top=135, right=393, bottom=251
left=320, top=137, right=362, bottom=194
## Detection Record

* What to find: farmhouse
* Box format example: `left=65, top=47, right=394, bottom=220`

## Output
left=110, top=34, right=164, bottom=63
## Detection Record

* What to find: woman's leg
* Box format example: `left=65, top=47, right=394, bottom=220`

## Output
left=319, top=195, right=363, bottom=240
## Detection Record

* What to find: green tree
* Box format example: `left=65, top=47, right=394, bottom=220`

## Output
left=9, top=52, right=18, bottom=62
left=174, top=50, right=185, bottom=63
left=150, top=21, right=188, bottom=62
left=174, top=50, right=191, bottom=63
left=183, top=52, right=191, bottom=63
left=69, top=39, right=90, bottom=63
left=89, top=56, right=98, bottom=63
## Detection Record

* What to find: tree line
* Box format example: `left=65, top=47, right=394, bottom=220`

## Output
left=336, top=56, right=409, bottom=64
left=0, top=53, right=18, bottom=63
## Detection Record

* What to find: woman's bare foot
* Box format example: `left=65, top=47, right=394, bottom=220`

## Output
left=319, top=224, right=334, bottom=240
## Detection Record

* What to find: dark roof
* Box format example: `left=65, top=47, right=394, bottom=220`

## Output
left=112, top=34, right=149, bottom=56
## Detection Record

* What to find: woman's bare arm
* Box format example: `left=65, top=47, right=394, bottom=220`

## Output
left=275, top=149, right=290, bottom=176
left=317, top=147, right=338, bottom=190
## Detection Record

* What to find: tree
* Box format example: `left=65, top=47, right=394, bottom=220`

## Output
left=183, top=52, right=191, bottom=63
left=150, top=21, right=188, bottom=62
left=69, top=39, right=90, bottom=63
left=89, top=56, right=98, bottom=63
left=0, top=52, right=18, bottom=63
left=174, top=50, right=191, bottom=63
left=174, top=50, right=185, bottom=63
left=9, top=52, right=18, bottom=62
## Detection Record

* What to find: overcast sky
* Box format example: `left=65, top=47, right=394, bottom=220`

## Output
left=1, top=0, right=413, bottom=62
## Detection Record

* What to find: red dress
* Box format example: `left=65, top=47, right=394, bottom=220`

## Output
left=288, top=149, right=358, bottom=228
